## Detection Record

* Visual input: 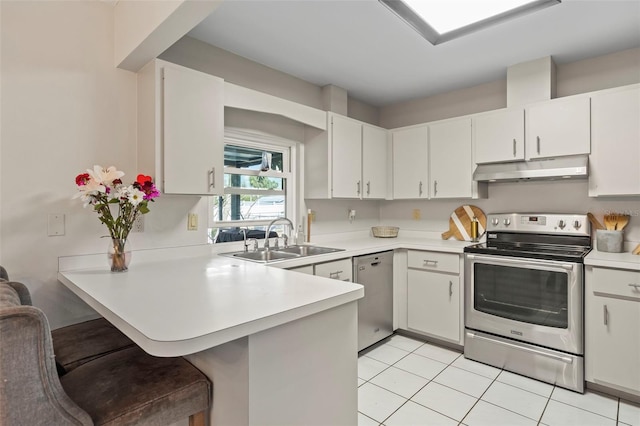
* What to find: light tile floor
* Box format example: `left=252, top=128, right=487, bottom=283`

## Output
left=358, top=334, right=640, bottom=426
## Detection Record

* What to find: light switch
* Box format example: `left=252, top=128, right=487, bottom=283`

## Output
left=187, top=213, right=198, bottom=231
left=48, top=213, right=65, bottom=236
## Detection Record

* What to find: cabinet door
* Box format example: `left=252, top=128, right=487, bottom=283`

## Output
left=586, top=294, right=640, bottom=394
left=474, top=108, right=525, bottom=163
left=392, top=126, right=429, bottom=199
left=331, top=115, right=362, bottom=198
left=362, top=124, right=388, bottom=199
left=589, top=86, right=640, bottom=196
left=314, top=258, right=353, bottom=282
left=429, top=118, right=473, bottom=199
left=163, top=66, right=224, bottom=195
left=407, top=269, right=459, bottom=343
left=288, top=265, right=314, bottom=275
left=526, top=96, right=590, bottom=160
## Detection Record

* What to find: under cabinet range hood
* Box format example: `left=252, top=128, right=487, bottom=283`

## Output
left=473, top=155, right=588, bottom=182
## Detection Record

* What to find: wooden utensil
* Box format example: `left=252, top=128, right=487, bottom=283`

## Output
left=616, top=214, right=630, bottom=231
left=587, top=212, right=605, bottom=230
left=604, top=214, right=617, bottom=231
left=633, top=244, right=640, bottom=255
left=441, top=205, right=487, bottom=241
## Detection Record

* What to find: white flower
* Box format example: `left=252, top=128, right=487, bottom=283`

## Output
left=87, top=165, right=124, bottom=186
left=72, top=177, right=106, bottom=202
left=127, top=187, right=146, bottom=206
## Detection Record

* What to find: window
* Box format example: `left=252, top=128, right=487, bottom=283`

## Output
left=209, top=130, right=298, bottom=244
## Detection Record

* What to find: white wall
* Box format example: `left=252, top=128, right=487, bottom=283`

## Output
left=0, top=1, right=209, bottom=328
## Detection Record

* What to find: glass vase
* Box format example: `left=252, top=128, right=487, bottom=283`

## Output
left=107, top=238, right=131, bottom=272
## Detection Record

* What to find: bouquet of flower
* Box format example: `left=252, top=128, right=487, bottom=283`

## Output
left=74, top=166, right=159, bottom=271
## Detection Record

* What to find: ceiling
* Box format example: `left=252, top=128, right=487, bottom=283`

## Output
left=188, top=0, right=640, bottom=107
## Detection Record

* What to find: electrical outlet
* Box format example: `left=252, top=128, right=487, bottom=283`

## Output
left=412, top=209, right=421, bottom=220
left=188, top=213, right=198, bottom=231
left=132, top=215, right=144, bottom=233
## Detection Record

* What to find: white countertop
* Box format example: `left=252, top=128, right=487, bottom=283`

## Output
left=58, top=235, right=470, bottom=357
left=585, top=248, right=640, bottom=271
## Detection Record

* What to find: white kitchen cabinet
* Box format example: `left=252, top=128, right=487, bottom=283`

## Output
left=589, top=85, right=640, bottom=197
left=314, top=258, right=353, bottom=282
left=473, top=108, right=525, bottom=163
left=362, top=124, right=388, bottom=199
left=585, top=266, right=640, bottom=396
left=288, top=265, right=314, bottom=275
left=406, top=251, right=461, bottom=344
left=305, top=113, right=388, bottom=199
left=137, top=59, right=224, bottom=195
left=526, top=95, right=590, bottom=160
left=392, top=125, right=429, bottom=199
left=429, top=118, right=473, bottom=198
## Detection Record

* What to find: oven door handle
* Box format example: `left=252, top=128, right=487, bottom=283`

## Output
left=466, top=331, right=574, bottom=364
left=465, top=254, right=575, bottom=271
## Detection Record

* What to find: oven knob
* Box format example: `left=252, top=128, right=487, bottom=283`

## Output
left=503, top=218, right=511, bottom=226
left=558, top=220, right=566, bottom=229
left=492, top=218, right=499, bottom=226
left=574, top=220, right=581, bottom=230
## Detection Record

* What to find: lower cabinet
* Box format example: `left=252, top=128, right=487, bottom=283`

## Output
left=288, top=265, right=314, bottom=275
left=406, top=251, right=461, bottom=344
left=585, top=266, right=640, bottom=397
left=314, top=258, right=353, bottom=282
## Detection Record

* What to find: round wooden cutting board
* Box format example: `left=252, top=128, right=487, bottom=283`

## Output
left=441, top=205, right=487, bottom=241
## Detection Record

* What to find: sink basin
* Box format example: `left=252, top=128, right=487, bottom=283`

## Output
left=275, top=245, right=345, bottom=257
left=220, top=245, right=344, bottom=263
left=229, top=249, right=301, bottom=263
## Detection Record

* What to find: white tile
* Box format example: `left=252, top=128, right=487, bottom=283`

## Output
left=620, top=399, right=640, bottom=426
left=366, top=344, right=410, bottom=365
left=452, top=356, right=501, bottom=379
left=411, top=381, right=477, bottom=422
left=358, top=356, right=389, bottom=380
left=358, top=383, right=407, bottom=423
left=384, top=400, right=458, bottom=426
left=358, top=378, right=366, bottom=387
left=370, top=366, right=430, bottom=399
left=495, top=370, right=553, bottom=398
left=481, top=381, right=547, bottom=421
left=463, top=400, right=537, bottom=426
left=414, top=343, right=461, bottom=364
left=394, top=353, right=448, bottom=380
left=358, top=412, right=380, bottom=426
left=541, top=400, right=616, bottom=426
left=550, top=387, right=618, bottom=419
left=386, top=334, right=425, bottom=352
left=434, top=366, right=493, bottom=398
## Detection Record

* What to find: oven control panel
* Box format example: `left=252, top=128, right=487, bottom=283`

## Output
left=486, top=213, right=590, bottom=236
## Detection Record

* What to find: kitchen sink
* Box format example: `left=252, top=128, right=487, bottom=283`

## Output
left=221, top=245, right=344, bottom=263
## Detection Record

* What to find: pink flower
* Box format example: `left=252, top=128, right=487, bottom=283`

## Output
left=75, top=173, right=90, bottom=186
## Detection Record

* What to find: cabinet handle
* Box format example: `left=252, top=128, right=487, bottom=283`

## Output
left=434, top=180, right=438, bottom=196
left=536, top=136, right=541, bottom=154
left=357, top=181, right=361, bottom=195
left=329, top=270, right=343, bottom=279
left=513, top=139, right=516, bottom=157
left=419, top=181, right=423, bottom=196
left=423, top=259, right=438, bottom=266
left=603, top=304, right=609, bottom=326
left=367, top=181, right=371, bottom=196
left=449, top=280, right=453, bottom=297
left=208, top=167, right=215, bottom=191
left=629, top=283, right=640, bottom=290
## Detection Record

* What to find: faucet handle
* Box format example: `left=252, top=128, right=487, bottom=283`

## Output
left=283, top=234, right=289, bottom=248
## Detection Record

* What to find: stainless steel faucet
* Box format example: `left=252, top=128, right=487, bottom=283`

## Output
left=240, top=228, right=258, bottom=252
left=264, top=217, right=294, bottom=250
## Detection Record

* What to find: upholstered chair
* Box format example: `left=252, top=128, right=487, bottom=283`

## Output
left=0, top=281, right=212, bottom=425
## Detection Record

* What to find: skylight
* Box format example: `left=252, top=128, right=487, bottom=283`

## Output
left=380, top=0, right=561, bottom=45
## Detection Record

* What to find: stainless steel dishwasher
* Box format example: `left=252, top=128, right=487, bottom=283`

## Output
left=353, top=251, right=394, bottom=351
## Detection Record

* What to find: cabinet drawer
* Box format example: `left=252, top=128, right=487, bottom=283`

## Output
left=407, top=251, right=459, bottom=273
left=314, top=258, right=353, bottom=282
left=592, top=267, right=640, bottom=301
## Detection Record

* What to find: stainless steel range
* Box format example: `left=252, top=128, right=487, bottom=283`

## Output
left=464, top=213, right=591, bottom=393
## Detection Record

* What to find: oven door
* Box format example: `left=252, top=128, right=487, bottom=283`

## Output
left=465, top=253, right=583, bottom=355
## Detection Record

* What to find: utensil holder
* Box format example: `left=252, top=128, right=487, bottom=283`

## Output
left=596, top=230, right=623, bottom=253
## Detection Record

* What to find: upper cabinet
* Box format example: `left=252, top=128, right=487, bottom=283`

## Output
left=429, top=118, right=473, bottom=199
left=392, top=125, right=429, bottom=199
left=138, top=60, right=224, bottom=195
left=525, top=95, right=591, bottom=160
left=304, top=113, right=388, bottom=199
left=473, top=108, right=525, bottom=163
left=589, top=85, right=640, bottom=197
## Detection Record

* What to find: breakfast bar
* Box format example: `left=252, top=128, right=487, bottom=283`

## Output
left=58, top=251, right=364, bottom=425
